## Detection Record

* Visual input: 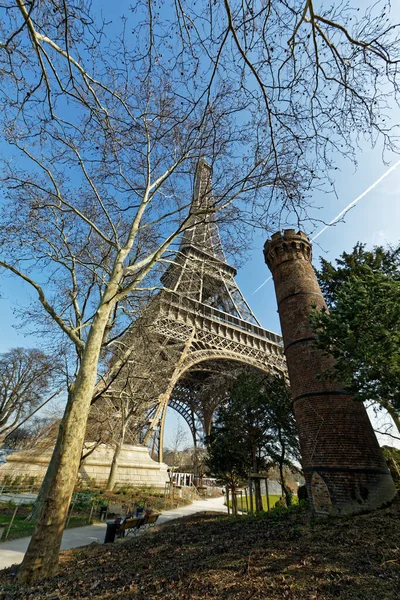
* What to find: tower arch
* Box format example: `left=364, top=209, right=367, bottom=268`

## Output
left=108, top=160, right=286, bottom=462
left=149, top=349, right=285, bottom=459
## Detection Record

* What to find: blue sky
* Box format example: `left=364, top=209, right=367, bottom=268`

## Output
left=3, top=142, right=400, bottom=446
left=241, top=145, right=400, bottom=335
left=1, top=0, right=400, bottom=450
left=3, top=137, right=398, bottom=447
left=163, top=140, right=400, bottom=449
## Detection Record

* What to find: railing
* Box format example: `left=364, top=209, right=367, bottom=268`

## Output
left=168, top=472, right=195, bottom=487
left=200, top=302, right=282, bottom=344
left=161, top=291, right=282, bottom=346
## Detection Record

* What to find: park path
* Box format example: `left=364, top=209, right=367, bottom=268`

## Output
left=0, top=495, right=227, bottom=570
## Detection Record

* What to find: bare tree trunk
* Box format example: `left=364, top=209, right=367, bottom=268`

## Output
left=254, top=479, right=263, bottom=512
left=277, top=428, right=291, bottom=507
left=278, top=460, right=286, bottom=503
left=29, top=427, right=103, bottom=523
left=29, top=481, right=45, bottom=522
left=107, top=413, right=129, bottom=491
left=231, top=484, right=237, bottom=516
left=106, top=437, right=124, bottom=491
left=252, top=447, right=263, bottom=512
left=17, top=307, right=110, bottom=584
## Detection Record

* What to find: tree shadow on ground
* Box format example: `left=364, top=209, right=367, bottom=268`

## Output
left=0, top=504, right=399, bottom=599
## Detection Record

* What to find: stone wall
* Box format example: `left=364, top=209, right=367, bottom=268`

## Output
left=0, top=443, right=168, bottom=489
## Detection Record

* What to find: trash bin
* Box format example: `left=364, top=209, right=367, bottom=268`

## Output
left=99, top=506, right=107, bottom=521
left=104, top=521, right=119, bottom=543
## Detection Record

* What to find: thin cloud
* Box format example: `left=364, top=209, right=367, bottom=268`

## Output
left=253, top=159, right=400, bottom=294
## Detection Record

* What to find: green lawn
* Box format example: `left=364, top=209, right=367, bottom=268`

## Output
left=228, top=494, right=298, bottom=512
left=0, top=513, right=92, bottom=542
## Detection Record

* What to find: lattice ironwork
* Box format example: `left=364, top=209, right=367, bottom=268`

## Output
left=105, top=160, right=286, bottom=462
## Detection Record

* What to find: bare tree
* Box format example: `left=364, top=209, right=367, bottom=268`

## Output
left=0, top=348, right=61, bottom=438
left=88, top=375, right=158, bottom=492
left=4, top=416, right=59, bottom=451
left=0, top=0, right=398, bottom=582
left=168, top=421, right=189, bottom=471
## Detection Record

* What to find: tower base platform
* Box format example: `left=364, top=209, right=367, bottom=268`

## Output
left=0, top=444, right=169, bottom=489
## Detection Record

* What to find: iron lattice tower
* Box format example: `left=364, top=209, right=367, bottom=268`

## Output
left=108, top=160, right=285, bottom=461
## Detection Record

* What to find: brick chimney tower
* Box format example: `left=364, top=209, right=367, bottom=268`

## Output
left=264, top=230, right=396, bottom=515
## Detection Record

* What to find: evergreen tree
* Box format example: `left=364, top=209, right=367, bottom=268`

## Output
left=312, top=243, right=400, bottom=433
left=206, top=372, right=299, bottom=510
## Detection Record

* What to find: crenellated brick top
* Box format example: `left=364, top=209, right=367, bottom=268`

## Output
left=264, top=229, right=312, bottom=272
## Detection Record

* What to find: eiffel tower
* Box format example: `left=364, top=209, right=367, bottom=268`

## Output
left=108, top=160, right=286, bottom=462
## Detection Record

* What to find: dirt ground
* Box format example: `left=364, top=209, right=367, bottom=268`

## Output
left=0, top=501, right=399, bottom=599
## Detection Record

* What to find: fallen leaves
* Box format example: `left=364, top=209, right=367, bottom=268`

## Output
left=0, top=504, right=399, bottom=599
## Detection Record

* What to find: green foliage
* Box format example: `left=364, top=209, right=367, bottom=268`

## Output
left=99, top=486, right=183, bottom=512
left=0, top=514, right=90, bottom=542
left=381, top=446, right=400, bottom=490
left=206, top=423, right=249, bottom=488
left=72, top=490, right=99, bottom=509
left=317, top=243, right=400, bottom=307
left=206, top=372, right=271, bottom=488
left=258, top=375, right=300, bottom=466
left=0, top=474, right=39, bottom=494
left=206, top=372, right=300, bottom=500
left=312, top=242, right=400, bottom=431
left=229, top=494, right=290, bottom=512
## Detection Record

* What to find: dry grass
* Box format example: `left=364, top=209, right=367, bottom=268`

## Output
left=0, top=501, right=399, bottom=599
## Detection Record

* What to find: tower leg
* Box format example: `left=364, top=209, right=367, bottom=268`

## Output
left=264, top=230, right=396, bottom=515
left=158, top=404, right=167, bottom=463
left=143, top=332, right=195, bottom=459
left=191, top=410, right=198, bottom=449
left=150, top=427, right=159, bottom=462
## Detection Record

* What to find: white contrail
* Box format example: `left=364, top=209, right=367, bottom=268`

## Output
left=311, top=158, right=400, bottom=242
left=253, top=158, right=400, bottom=294
left=253, top=275, right=273, bottom=294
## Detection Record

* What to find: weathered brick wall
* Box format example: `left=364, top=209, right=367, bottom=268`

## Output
left=264, top=229, right=396, bottom=515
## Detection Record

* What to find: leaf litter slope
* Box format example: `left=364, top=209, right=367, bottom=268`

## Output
left=0, top=503, right=399, bottom=599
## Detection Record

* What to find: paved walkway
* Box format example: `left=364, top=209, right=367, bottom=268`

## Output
left=0, top=495, right=227, bottom=570
left=157, top=494, right=227, bottom=525
left=0, top=494, right=37, bottom=506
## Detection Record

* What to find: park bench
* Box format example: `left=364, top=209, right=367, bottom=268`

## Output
left=117, top=512, right=160, bottom=537
left=143, top=513, right=159, bottom=528
left=117, top=516, right=145, bottom=537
